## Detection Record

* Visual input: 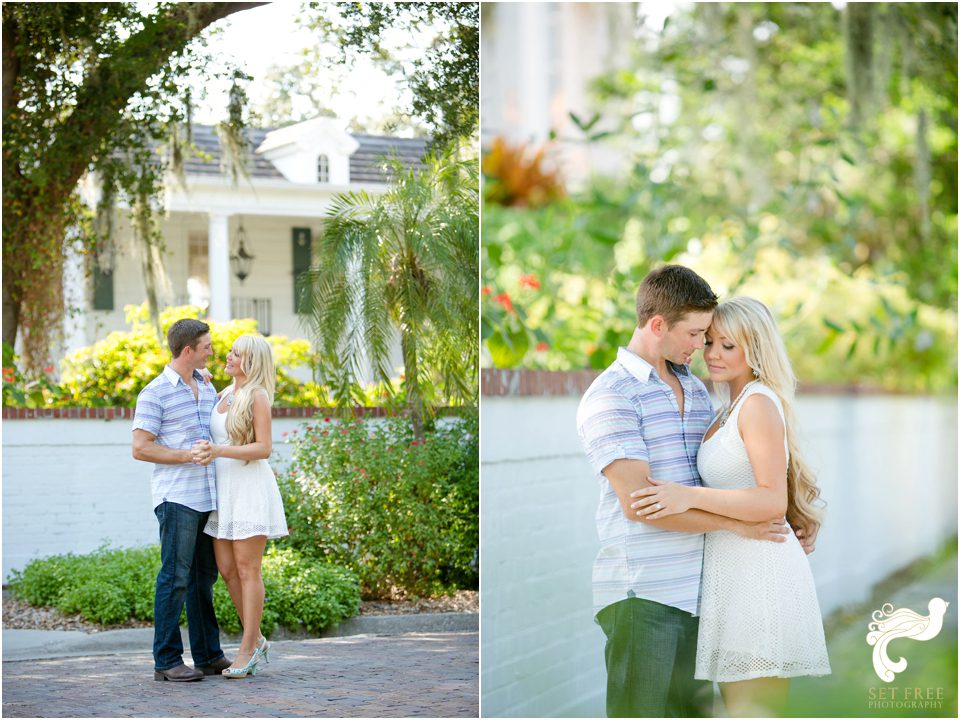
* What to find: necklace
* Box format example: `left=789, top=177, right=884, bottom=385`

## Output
left=226, top=395, right=233, bottom=406
left=718, top=380, right=758, bottom=428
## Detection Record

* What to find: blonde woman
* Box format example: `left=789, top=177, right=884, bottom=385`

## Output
left=192, top=334, right=288, bottom=679
left=631, top=297, right=830, bottom=717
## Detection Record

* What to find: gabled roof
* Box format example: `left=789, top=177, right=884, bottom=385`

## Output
left=180, top=124, right=429, bottom=184
left=351, top=134, right=430, bottom=183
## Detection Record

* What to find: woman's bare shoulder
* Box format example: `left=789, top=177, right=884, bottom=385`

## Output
left=738, top=392, right=784, bottom=434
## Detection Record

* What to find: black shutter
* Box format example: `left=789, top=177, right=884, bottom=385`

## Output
left=292, top=227, right=312, bottom=314
left=92, top=266, right=114, bottom=311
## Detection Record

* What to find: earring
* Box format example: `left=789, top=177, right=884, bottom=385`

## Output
left=752, top=368, right=760, bottom=378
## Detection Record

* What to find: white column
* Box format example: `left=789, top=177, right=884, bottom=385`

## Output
left=208, top=212, right=231, bottom=322
left=516, top=3, right=551, bottom=144
left=62, top=229, right=87, bottom=355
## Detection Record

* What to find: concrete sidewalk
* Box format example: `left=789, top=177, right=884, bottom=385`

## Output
left=2, top=611, right=478, bottom=662
left=2, top=630, right=479, bottom=717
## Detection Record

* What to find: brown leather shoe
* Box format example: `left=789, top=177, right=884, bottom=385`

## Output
left=154, top=663, right=203, bottom=682
left=196, top=656, right=232, bottom=676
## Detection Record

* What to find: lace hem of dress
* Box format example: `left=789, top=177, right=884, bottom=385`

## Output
left=695, top=648, right=831, bottom=682
left=204, top=519, right=288, bottom=540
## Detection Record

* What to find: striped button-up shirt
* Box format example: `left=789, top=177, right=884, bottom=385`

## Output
left=576, top=347, right=715, bottom=617
left=132, top=365, right=218, bottom=512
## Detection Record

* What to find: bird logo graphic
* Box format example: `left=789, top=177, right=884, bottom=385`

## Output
left=866, top=598, right=949, bottom=682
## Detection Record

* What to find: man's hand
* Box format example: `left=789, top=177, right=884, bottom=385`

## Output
left=732, top=518, right=790, bottom=543
left=191, top=440, right=215, bottom=466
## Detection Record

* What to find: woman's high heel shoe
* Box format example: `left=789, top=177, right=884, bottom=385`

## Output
left=257, top=635, right=271, bottom=664
left=222, top=651, right=260, bottom=679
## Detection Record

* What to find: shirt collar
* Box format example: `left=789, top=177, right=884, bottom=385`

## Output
left=163, top=365, right=202, bottom=387
left=616, top=347, right=690, bottom=383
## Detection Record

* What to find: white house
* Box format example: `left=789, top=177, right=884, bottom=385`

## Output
left=65, top=117, right=427, bottom=359
left=480, top=2, right=640, bottom=187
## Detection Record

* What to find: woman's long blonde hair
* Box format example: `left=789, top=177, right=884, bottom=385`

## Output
left=226, top=334, right=275, bottom=447
left=711, top=297, right=825, bottom=535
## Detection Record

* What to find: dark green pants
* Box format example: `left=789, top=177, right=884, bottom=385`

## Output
left=597, top=596, right=712, bottom=718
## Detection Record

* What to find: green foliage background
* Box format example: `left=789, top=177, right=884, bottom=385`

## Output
left=482, top=3, right=957, bottom=393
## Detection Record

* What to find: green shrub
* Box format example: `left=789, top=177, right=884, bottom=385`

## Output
left=8, top=545, right=161, bottom=623
left=278, top=411, right=479, bottom=598
left=60, top=584, right=130, bottom=625
left=7, top=551, right=88, bottom=607
left=212, top=545, right=360, bottom=635
left=8, top=543, right=360, bottom=634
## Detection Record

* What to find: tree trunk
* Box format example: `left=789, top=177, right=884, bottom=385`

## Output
left=914, top=108, right=931, bottom=245
left=845, top=3, right=874, bottom=129
left=401, top=326, right=425, bottom=440
left=2, top=276, right=20, bottom=348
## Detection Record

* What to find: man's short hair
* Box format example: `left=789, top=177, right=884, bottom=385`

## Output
left=636, top=265, right=718, bottom=327
left=167, top=319, right=210, bottom=358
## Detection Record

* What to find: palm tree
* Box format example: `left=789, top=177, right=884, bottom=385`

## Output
left=300, top=149, right=478, bottom=438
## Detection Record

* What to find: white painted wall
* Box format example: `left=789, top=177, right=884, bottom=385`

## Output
left=480, top=393, right=958, bottom=718
left=1, top=416, right=306, bottom=582
left=2, top=412, right=456, bottom=582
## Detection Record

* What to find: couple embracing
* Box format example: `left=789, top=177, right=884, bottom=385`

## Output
left=577, top=266, right=831, bottom=718
left=132, top=319, right=288, bottom=681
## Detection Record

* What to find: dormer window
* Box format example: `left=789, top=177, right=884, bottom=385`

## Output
left=317, top=154, right=329, bottom=183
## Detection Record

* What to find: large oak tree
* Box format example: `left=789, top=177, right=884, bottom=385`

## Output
left=2, top=2, right=264, bottom=370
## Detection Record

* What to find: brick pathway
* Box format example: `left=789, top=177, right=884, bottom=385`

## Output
left=2, top=632, right=478, bottom=717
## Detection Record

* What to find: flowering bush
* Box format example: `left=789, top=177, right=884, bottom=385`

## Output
left=4, top=303, right=459, bottom=409
left=2, top=343, right=68, bottom=408
left=482, top=137, right=566, bottom=207
left=277, top=411, right=479, bottom=598
left=52, top=304, right=318, bottom=407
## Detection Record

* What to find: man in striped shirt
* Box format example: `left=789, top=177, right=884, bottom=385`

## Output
left=577, top=266, right=789, bottom=717
left=133, top=319, right=230, bottom=682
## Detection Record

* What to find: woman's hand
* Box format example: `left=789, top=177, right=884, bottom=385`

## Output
left=199, top=368, right=213, bottom=385
left=191, top=440, right=217, bottom=466
left=630, top=477, right=695, bottom=519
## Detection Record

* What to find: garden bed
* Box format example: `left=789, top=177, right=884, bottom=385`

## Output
left=2, top=588, right=478, bottom=634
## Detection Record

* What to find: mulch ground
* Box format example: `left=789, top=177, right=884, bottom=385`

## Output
left=2, top=589, right=478, bottom=633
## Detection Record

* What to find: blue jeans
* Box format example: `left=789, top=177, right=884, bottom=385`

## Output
left=153, top=502, right=224, bottom=671
left=597, top=597, right=711, bottom=717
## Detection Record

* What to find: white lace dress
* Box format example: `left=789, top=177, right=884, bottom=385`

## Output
left=203, top=387, right=289, bottom=540
left=695, top=383, right=830, bottom=682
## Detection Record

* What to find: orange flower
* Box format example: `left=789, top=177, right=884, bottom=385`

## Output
left=481, top=286, right=492, bottom=296
left=536, top=341, right=549, bottom=352
left=494, top=292, right=514, bottom=313
left=43, top=365, right=55, bottom=374
left=519, top=274, right=541, bottom=290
